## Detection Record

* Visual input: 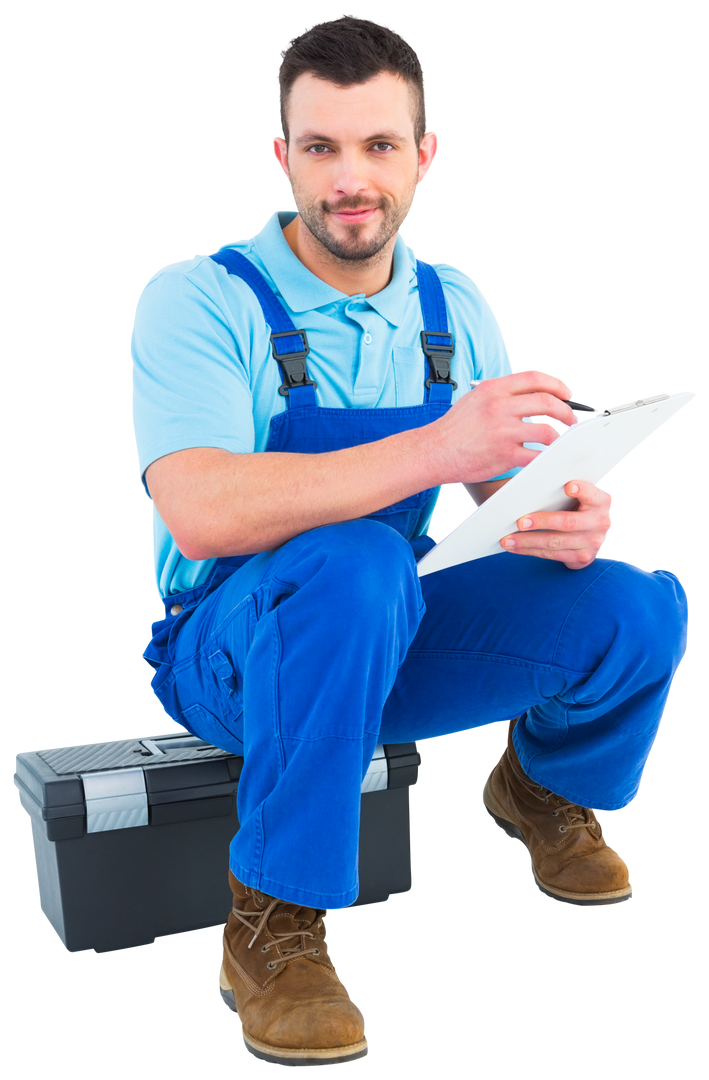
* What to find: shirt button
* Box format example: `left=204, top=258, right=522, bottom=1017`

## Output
left=364, top=333, right=372, bottom=344
left=170, top=604, right=184, bottom=616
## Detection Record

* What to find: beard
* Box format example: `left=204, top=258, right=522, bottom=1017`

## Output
left=292, top=184, right=417, bottom=264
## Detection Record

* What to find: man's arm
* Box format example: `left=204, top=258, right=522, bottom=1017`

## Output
left=145, top=367, right=583, bottom=561
left=460, top=477, right=510, bottom=505
left=147, top=432, right=438, bottom=560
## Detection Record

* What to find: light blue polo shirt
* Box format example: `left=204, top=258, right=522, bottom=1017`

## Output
left=132, top=211, right=517, bottom=598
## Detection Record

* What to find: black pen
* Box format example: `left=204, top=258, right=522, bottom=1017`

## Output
left=565, top=399, right=596, bottom=412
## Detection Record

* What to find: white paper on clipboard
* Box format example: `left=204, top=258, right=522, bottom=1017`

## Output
left=416, top=391, right=694, bottom=578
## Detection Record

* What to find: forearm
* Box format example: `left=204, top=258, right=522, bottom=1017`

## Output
left=464, top=478, right=510, bottom=505
left=147, top=425, right=443, bottom=559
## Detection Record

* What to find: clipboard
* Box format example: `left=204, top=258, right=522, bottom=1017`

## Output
left=416, top=391, right=694, bottom=578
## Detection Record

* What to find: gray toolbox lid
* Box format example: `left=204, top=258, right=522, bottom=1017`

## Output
left=15, top=733, right=420, bottom=841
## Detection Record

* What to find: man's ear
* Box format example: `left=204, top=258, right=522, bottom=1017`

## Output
left=272, top=136, right=291, bottom=182
left=416, top=132, right=437, bottom=184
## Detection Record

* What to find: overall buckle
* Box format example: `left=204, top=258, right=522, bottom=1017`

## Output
left=420, top=331, right=457, bottom=389
left=271, top=330, right=318, bottom=396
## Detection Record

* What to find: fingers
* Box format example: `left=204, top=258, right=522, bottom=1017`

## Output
left=501, top=530, right=606, bottom=554
left=511, top=392, right=577, bottom=428
left=469, top=377, right=577, bottom=428
left=563, top=480, right=611, bottom=507
left=566, top=480, right=584, bottom=499
left=500, top=528, right=605, bottom=570
left=499, top=483, right=612, bottom=569
left=514, top=507, right=612, bottom=535
left=503, top=371, right=574, bottom=406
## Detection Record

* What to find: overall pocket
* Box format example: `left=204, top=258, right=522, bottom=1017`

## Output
left=180, top=702, right=244, bottom=756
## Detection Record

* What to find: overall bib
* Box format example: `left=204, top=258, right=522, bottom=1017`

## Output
left=144, top=251, right=688, bottom=909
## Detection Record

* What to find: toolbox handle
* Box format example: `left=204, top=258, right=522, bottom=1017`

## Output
left=140, top=735, right=214, bottom=756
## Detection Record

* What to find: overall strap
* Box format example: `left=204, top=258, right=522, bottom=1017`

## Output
left=416, top=260, right=457, bottom=404
left=210, top=249, right=317, bottom=409
left=210, top=249, right=454, bottom=408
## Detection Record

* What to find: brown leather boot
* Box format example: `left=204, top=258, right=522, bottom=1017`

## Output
left=483, top=720, right=632, bottom=905
left=219, top=871, right=367, bottom=1065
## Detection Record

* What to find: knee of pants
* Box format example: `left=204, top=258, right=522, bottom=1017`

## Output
left=560, top=561, right=688, bottom=682
left=282, top=518, right=423, bottom=614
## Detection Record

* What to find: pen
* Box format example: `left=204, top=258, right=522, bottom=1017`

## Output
left=469, top=381, right=596, bottom=412
left=565, top=400, right=596, bottom=412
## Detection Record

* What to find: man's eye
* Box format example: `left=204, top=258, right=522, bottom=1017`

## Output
left=304, top=143, right=393, bottom=154
left=371, top=142, right=393, bottom=152
left=307, top=145, right=331, bottom=154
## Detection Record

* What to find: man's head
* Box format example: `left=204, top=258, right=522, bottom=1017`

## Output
left=275, top=17, right=436, bottom=266
left=279, top=16, right=425, bottom=149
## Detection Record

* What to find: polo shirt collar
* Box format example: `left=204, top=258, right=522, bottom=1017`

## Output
left=251, top=212, right=415, bottom=326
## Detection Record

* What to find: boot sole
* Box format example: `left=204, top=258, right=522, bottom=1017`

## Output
left=219, top=966, right=368, bottom=1066
left=483, top=778, right=632, bottom=906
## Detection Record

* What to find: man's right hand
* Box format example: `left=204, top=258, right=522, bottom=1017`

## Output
left=424, top=370, right=577, bottom=486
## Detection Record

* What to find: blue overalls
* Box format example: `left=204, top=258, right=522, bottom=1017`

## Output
left=144, top=252, right=688, bottom=909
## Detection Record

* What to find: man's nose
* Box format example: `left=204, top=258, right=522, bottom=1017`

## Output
left=332, top=150, right=370, bottom=198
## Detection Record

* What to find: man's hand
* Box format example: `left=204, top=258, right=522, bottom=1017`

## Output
left=499, top=480, right=612, bottom=569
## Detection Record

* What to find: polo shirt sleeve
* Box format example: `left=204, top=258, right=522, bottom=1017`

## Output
left=132, top=265, right=255, bottom=491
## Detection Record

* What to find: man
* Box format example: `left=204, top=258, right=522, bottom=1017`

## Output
left=132, top=16, right=687, bottom=1067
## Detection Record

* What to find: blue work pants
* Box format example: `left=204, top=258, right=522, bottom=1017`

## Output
left=149, top=520, right=687, bottom=909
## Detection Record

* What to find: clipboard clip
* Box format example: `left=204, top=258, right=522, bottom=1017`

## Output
left=566, top=397, right=609, bottom=412
left=603, top=394, right=669, bottom=416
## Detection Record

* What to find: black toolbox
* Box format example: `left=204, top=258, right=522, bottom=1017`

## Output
left=14, top=731, right=421, bottom=953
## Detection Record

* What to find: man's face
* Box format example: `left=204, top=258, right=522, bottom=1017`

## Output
left=276, top=72, right=435, bottom=262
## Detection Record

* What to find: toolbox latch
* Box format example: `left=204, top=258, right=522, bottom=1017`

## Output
left=81, top=767, right=148, bottom=833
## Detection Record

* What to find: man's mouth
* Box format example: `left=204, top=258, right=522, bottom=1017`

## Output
left=329, top=207, right=379, bottom=224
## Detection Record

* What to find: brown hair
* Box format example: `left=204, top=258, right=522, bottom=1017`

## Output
left=279, top=16, right=425, bottom=146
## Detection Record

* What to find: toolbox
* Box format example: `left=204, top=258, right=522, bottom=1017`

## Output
left=15, top=732, right=421, bottom=953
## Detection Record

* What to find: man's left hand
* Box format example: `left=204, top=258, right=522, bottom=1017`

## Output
left=500, top=480, right=612, bottom=569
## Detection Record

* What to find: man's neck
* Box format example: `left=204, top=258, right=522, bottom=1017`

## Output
left=282, top=215, right=395, bottom=297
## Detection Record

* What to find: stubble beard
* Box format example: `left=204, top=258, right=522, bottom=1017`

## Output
left=291, top=179, right=418, bottom=267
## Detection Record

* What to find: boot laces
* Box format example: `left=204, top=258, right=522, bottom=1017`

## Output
left=509, top=754, right=597, bottom=833
left=231, top=894, right=323, bottom=966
